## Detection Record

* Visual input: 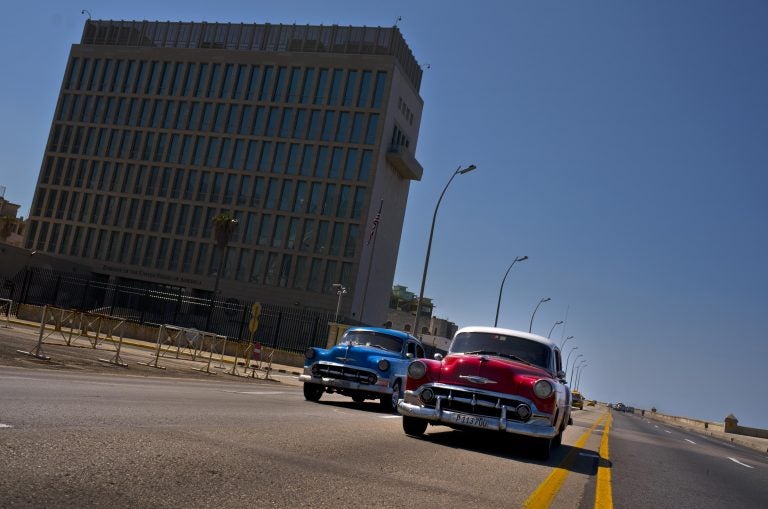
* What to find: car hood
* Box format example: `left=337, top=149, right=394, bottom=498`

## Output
left=317, top=343, right=401, bottom=365
left=438, top=353, right=552, bottom=392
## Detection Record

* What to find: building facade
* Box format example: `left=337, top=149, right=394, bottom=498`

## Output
left=24, top=20, right=424, bottom=325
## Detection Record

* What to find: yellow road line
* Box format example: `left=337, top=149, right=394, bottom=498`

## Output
left=595, top=412, right=613, bottom=509
left=524, top=412, right=609, bottom=508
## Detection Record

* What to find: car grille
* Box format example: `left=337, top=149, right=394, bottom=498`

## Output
left=430, top=386, right=528, bottom=421
left=312, top=362, right=377, bottom=385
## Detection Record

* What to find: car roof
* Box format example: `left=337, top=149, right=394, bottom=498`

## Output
left=345, top=326, right=420, bottom=342
left=454, top=326, right=558, bottom=349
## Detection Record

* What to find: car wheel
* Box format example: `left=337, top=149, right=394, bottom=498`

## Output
left=380, top=380, right=401, bottom=413
left=303, top=383, right=323, bottom=402
left=402, top=416, right=428, bottom=437
left=351, top=393, right=366, bottom=404
left=553, top=430, right=562, bottom=448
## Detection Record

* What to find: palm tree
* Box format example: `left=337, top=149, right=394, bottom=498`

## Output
left=211, top=213, right=238, bottom=294
left=206, top=213, right=238, bottom=330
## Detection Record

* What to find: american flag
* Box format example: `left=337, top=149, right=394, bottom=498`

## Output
left=367, top=200, right=383, bottom=245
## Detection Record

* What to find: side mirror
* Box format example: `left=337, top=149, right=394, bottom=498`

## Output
left=433, top=353, right=443, bottom=361
left=405, top=352, right=414, bottom=359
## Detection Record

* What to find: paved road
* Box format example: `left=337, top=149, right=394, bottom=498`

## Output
left=608, top=410, right=768, bottom=508
left=1, top=367, right=609, bottom=508
left=4, top=324, right=765, bottom=508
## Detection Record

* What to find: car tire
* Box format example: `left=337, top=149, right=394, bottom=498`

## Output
left=303, top=383, right=323, bottom=402
left=380, top=380, right=401, bottom=413
left=402, top=416, right=428, bottom=437
left=351, top=393, right=366, bottom=404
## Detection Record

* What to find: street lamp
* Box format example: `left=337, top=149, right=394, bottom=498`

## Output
left=548, top=320, right=564, bottom=338
left=560, top=335, right=574, bottom=350
left=413, top=164, right=478, bottom=336
left=493, top=255, right=528, bottom=327
left=528, top=297, right=551, bottom=333
left=569, top=353, right=583, bottom=384
left=576, top=364, right=588, bottom=391
left=565, top=346, right=578, bottom=372
left=332, top=284, right=348, bottom=323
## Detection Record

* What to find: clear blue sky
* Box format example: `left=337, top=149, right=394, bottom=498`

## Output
left=1, top=1, right=766, bottom=427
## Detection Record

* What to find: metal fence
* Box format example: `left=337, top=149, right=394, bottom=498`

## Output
left=2, top=268, right=344, bottom=354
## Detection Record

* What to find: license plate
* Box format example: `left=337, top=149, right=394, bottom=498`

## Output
left=454, top=413, right=488, bottom=427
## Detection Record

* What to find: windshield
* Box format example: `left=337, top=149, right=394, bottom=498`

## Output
left=450, top=332, right=551, bottom=370
left=342, top=331, right=404, bottom=353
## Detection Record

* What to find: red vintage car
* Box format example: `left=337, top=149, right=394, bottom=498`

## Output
left=397, top=326, right=571, bottom=459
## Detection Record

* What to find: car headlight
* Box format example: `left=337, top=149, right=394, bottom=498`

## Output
left=407, top=360, right=427, bottom=379
left=377, top=359, right=390, bottom=371
left=304, top=348, right=316, bottom=360
left=533, top=379, right=554, bottom=399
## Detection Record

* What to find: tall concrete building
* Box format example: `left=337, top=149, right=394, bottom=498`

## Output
left=24, top=20, right=424, bottom=324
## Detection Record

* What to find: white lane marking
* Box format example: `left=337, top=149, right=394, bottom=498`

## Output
left=684, top=439, right=697, bottom=444
left=380, top=415, right=401, bottom=419
left=664, top=430, right=672, bottom=434
left=232, top=391, right=287, bottom=395
left=654, top=425, right=659, bottom=428
left=728, top=457, right=754, bottom=469
left=0, top=423, right=12, bottom=428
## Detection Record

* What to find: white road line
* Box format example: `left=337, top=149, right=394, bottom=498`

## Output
left=654, top=425, right=659, bottom=428
left=0, top=423, right=12, bottom=428
left=380, top=415, right=401, bottom=419
left=231, top=391, right=287, bottom=395
left=664, top=430, right=672, bottom=434
left=728, top=457, right=754, bottom=469
left=684, top=439, right=697, bottom=444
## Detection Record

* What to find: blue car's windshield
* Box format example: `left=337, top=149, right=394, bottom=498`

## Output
left=343, top=331, right=403, bottom=353
left=450, top=332, right=550, bottom=370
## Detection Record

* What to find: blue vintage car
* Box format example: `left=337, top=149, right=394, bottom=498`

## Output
left=299, top=327, right=426, bottom=412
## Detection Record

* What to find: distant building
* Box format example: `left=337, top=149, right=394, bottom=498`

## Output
left=23, top=20, right=425, bottom=325
left=0, top=187, right=26, bottom=247
left=385, top=284, right=457, bottom=341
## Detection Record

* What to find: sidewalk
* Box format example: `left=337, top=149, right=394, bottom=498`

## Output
left=0, top=314, right=304, bottom=385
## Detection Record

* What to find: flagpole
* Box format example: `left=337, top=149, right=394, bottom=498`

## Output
left=359, top=199, right=383, bottom=323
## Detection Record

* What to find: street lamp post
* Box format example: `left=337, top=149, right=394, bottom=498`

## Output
left=332, top=284, right=348, bottom=323
left=560, top=335, right=574, bottom=350
left=494, top=255, right=528, bottom=327
left=565, top=346, right=579, bottom=372
left=413, top=164, right=477, bottom=336
left=576, top=364, right=588, bottom=391
left=528, top=297, right=551, bottom=333
left=548, top=320, right=564, bottom=338
left=569, top=354, right=583, bottom=385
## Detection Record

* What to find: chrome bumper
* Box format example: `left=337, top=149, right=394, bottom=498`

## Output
left=397, top=391, right=557, bottom=439
left=298, top=373, right=392, bottom=395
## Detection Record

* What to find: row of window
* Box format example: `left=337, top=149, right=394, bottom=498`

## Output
left=55, top=94, right=381, bottom=146
left=49, top=118, right=379, bottom=174
left=28, top=193, right=361, bottom=256
left=25, top=220, right=353, bottom=293
left=64, top=57, right=388, bottom=110
left=37, top=158, right=369, bottom=220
